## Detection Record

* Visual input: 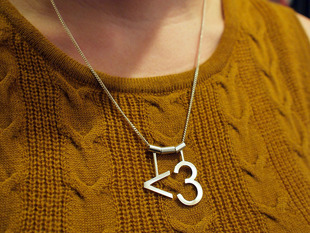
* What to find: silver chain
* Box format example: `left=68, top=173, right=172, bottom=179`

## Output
left=50, top=0, right=206, bottom=148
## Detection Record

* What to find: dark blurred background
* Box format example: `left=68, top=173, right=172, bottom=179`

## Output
left=271, top=0, right=310, bottom=17
left=291, top=0, right=310, bottom=17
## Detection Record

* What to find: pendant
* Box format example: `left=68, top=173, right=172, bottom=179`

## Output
left=144, top=143, right=203, bottom=206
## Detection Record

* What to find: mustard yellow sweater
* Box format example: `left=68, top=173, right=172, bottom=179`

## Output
left=1, top=0, right=310, bottom=232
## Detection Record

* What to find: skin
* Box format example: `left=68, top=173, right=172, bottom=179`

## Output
left=8, top=0, right=310, bottom=78
left=297, top=14, right=310, bottom=41
left=8, top=0, right=224, bottom=77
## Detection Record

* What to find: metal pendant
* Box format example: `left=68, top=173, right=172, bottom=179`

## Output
left=144, top=143, right=203, bottom=206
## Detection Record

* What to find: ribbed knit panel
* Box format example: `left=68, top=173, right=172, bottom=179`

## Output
left=13, top=33, right=69, bottom=232
left=104, top=92, right=170, bottom=232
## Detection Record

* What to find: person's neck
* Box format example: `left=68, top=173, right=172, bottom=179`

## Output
left=11, top=0, right=209, bottom=27
left=9, top=0, right=224, bottom=78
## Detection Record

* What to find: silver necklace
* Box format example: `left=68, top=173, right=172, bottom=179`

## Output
left=50, top=0, right=206, bottom=206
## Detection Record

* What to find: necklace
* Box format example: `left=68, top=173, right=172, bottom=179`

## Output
left=50, top=0, right=206, bottom=206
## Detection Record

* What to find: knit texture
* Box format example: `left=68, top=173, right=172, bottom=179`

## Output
left=0, top=0, right=310, bottom=232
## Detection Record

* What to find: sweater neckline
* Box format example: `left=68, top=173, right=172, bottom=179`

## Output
left=1, top=0, right=240, bottom=93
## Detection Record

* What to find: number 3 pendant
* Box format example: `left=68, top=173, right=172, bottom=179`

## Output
left=144, top=146, right=203, bottom=206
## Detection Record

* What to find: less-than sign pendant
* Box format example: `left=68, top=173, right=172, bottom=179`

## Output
left=144, top=143, right=203, bottom=206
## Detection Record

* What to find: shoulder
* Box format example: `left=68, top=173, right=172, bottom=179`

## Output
left=241, top=0, right=310, bottom=46
left=297, top=13, right=310, bottom=42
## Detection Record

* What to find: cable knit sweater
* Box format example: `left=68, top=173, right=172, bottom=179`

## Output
left=0, top=0, right=310, bottom=232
